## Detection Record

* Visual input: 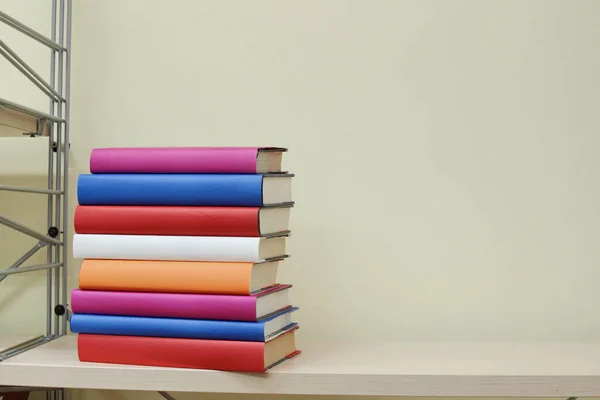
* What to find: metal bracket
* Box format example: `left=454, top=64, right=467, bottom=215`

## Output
left=0, top=185, right=63, bottom=195
left=0, top=263, right=61, bottom=277
left=158, top=392, right=177, bottom=400
left=0, top=335, right=50, bottom=362
left=0, top=241, right=46, bottom=283
left=35, top=117, right=48, bottom=137
left=52, top=141, right=71, bottom=152
left=0, top=216, right=62, bottom=246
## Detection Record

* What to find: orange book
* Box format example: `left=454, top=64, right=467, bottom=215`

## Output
left=78, top=258, right=282, bottom=295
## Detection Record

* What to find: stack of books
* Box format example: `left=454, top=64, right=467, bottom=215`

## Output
left=70, top=147, right=300, bottom=372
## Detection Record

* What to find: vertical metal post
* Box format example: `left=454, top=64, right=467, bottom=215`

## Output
left=46, top=0, right=58, bottom=340
left=61, top=0, right=72, bottom=336
left=53, top=0, right=65, bottom=337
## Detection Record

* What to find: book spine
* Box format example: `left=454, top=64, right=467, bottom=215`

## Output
left=70, top=314, right=267, bottom=341
left=78, top=259, right=256, bottom=295
left=74, top=205, right=261, bottom=236
left=73, top=234, right=264, bottom=262
left=77, top=174, right=265, bottom=207
left=78, top=334, right=266, bottom=372
left=89, top=147, right=260, bottom=174
left=71, top=289, right=258, bottom=321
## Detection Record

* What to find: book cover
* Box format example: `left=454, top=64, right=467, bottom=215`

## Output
left=72, top=234, right=288, bottom=262
left=70, top=307, right=298, bottom=342
left=77, top=259, right=282, bottom=295
left=89, top=147, right=287, bottom=174
left=77, top=173, right=293, bottom=207
left=73, top=205, right=291, bottom=237
left=71, top=285, right=292, bottom=321
left=77, top=328, right=300, bottom=372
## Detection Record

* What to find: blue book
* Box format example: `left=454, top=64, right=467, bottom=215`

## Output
left=77, top=173, right=294, bottom=207
left=70, top=307, right=298, bottom=342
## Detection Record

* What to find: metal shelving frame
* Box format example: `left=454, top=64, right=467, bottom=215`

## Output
left=0, top=4, right=182, bottom=399
left=0, top=0, right=71, bottom=378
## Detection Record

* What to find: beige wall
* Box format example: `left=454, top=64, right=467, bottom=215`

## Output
left=2, top=0, right=600, bottom=399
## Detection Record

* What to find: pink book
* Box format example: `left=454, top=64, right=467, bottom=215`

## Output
left=70, top=285, right=292, bottom=322
left=89, top=147, right=287, bottom=174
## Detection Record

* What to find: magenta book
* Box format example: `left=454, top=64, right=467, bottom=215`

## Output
left=70, top=285, right=292, bottom=322
left=89, top=147, right=287, bottom=174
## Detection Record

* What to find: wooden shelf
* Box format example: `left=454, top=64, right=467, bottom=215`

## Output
left=0, top=98, right=62, bottom=137
left=3, top=336, right=600, bottom=396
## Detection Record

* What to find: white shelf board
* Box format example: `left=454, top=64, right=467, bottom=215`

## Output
left=0, top=97, right=63, bottom=138
left=3, top=336, right=600, bottom=396
left=0, top=114, right=45, bottom=138
left=0, top=99, right=54, bottom=176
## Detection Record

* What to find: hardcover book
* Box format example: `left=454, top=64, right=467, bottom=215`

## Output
left=70, top=307, right=298, bottom=342
left=78, top=259, right=284, bottom=295
left=77, top=173, right=294, bottom=207
left=77, top=328, right=300, bottom=372
left=74, top=205, right=292, bottom=237
left=89, top=146, right=287, bottom=174
left=73, top=234, right=288, bottom=262
left=71, top=285, right=292, bottom=321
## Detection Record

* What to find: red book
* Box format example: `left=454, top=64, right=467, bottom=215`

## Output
left=78, top=329, right=300, bottom=372
left=74, top=205, right=292, bottom=237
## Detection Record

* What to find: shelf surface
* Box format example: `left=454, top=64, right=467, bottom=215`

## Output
left=3, top=336, right=600, bottom=396
left=0, top=98, right=61, bottom=137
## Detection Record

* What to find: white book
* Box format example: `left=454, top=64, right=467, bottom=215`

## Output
left=72, top=234, right=288, bottom=262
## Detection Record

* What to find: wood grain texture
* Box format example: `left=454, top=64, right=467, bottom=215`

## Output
left=3, top=336, right=600, bottom=396
left=0, top=105, right=50, bottom=137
